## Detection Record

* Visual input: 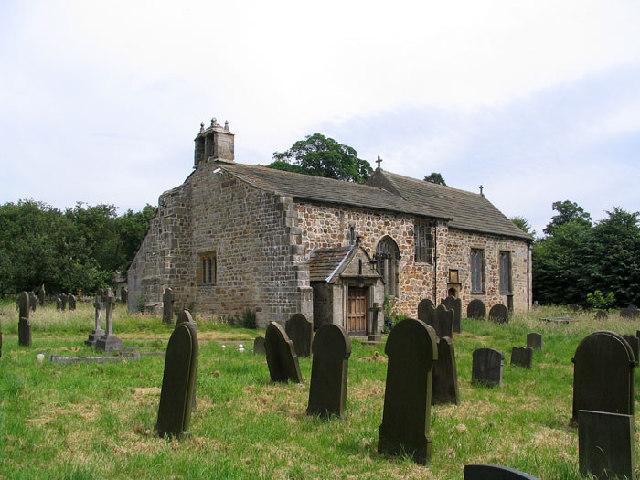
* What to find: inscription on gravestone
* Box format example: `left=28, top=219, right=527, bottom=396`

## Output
left=472, top=348, right=504, bottom=387
left=18, top=291, right=31, bottom=347
left=467, top=299, right=486, bottom=319
left=511, top=347, right=533, bottom=369
left=378, top=319, right=438, bottom=465
left=432, top=336, right=459, bottom=405
left=285, top=313, right=313, bottom=358
left=489, top=304, right=509, bottom=324
left=265, top=322, right=303, bottom=383
left=526, top=333, right=543, bottom=351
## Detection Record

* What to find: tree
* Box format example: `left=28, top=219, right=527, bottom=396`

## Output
left=423, top=172, right=446, bottom=186
left=543, top=200, right=592, bottom=236
left=268, top=133, right=373, bottom=184
left=510, top=216, right=536, bottom=239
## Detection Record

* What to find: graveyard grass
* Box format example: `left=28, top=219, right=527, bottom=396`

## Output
left=1, top=301, right=638, bottom=479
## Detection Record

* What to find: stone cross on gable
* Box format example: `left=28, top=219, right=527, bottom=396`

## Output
left=376, top=156, right=383, bottom=170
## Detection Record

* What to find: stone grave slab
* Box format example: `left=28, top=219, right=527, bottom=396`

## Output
left=464, top=464, right=539, bottom=479
left=442, top=296, right=462, bottom=333
left=467, top=299, right=486, bottom=319
left=526, top=333, right=543, bottom=351
left=265, top=322, right=303, bottom=383
left=472, top=348, right=504, bottom=388
left=540, top=316, right=577, bottom=325
left=417, top=298, right=435, bottom=326
left=18, top=291, right=31, bottom=347
left=163, top=287, right=175, bottom=325
left=253, top=336, right=266, bottom=356
left=510, top=347, right=533, bottom=369
left=488, top=304, right=509, bottom=324
left=432, top=336, right=459, bottom=405
left=378, top=319, right=437, bottom=465
left=285, top=313, right=313, bottom=358
left=307, top=324, right=351, bottom=418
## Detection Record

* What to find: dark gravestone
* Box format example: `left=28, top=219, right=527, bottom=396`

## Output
left=18, top=291, right=31, bottom=347
left=85, top=293, right=105, bottom=346
left=265, top=322, right=303, bottom=383
left=620, top=304, right=639, bottom=319
left=432, top=336, right=459, bottom=405
left=464, top=464, right=539, bottom=479
left=433, top=304, right=454, bottom=339
left=442, top=296, right=462, bottom=333
left=307, top=324, right=351, bottom=418
left=155, top=316, right=198, bottom=438
left=571, top=330, right=636, bottom=423
left=623, top=334, right=639, bottom=363
left=29, top=292, right=37, bottom=312
left=594, top=310, right=609, bottom=320
left=472, top=348, right=504, bottom=388
left=488, top=304, right=509, bottom=324
left=60, top=293, right=68, bottom=311
left=284, top=313, right=313, bottom=358
left=121, top=287, right=128, bottom=305
left=163, top=288, right=175, bottom=325
left=253, top=336, right=266, bottom=356
left=363, top=302, right=383, bottom=345
left=579, top=410, right=635, bottom=480
left=467, top=299, right=486, bottom=319
left=68, top=294, right=77, bottom=311
left=378, top=319, right=438, bottom=465
left=95, top=289, right=123, bottom=352
left=176, top=309, right=197, bottom=410
left=511, top=347, right=533, bottom=369
left=526, top=333, right=543, bottom=351
left=417, top=298, right=435, bottom=325
left=56, top=296, right=61, bottom=310
left=37, top=284, right=45, bottom=306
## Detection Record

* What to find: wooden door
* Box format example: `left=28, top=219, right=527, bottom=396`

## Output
left=347, top=287, right=368, bottom=334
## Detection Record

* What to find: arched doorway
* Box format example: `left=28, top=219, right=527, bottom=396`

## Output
left=375, top=236, right=400, bottom=297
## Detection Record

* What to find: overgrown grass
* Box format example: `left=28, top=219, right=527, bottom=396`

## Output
left=1, top=304, right=639, bottom=479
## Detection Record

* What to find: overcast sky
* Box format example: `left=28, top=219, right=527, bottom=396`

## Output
left=1, top=1, right=639, bottom=236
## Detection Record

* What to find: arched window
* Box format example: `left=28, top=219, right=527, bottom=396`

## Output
left=375, top=236, right=400, bottom=297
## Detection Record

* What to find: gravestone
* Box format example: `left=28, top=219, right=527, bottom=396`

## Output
left=489, top=304, right=509, bottom=324
left=37, top=284, right=45, bottom=306
left=155, top=314, right=198, bottom=438
left=284, top=313, right=313, bottom=357
left=526, top=333, right=543, bottom=351
left=264, top=322, right=303, bottom=383
left=17, top=291, right=31, bottom=347
left=29, top=292, right=37, bottom=312
left=620, top=304, right=639, bottom=319
left=464, top=464, right=539, bottom=479
left=60, top=293, right=68, bottom=311
left=622, top=334, right=639, bottom=363
left=307, top=324, right=351, bottom=418
left=442, top=296, right=462, bottom=333
left=121, top=287, right=128, bottom=305
left=85, top=292, right=105, bottom=346
left=417, top=298, right=435, bottom=326
left=378, top=319, right=438, bottom=465
left=363, top=303, right=383, bottom=345
left=176, top=309, right=198, bottom=410
left=68, top=294, right=77, bottom=311
left=467, top=299, right=486, bottom=319
left=594, top=310, right=608, bottom=320
left=571, top=331, right=636, bottom=423
left=253, top=336, right=266, bottom=356
left=163, top=288, right=175, bottom=325
left=432, top=336, right=459, bottom=405
left=56, top=296, right=61, bottom=310
left=510, top=347, right=533, bottom=369
left=95, top=289, right=123, bottom=352
left=578, top=410, right=635, bottom=480
left=472, top=348, right=504, bottom=387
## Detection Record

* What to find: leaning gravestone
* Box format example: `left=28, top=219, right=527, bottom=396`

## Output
left=578, top=410, right=635, bottom=480
left=472, top=348, right=504, bottom=387
left=284, top=313, right=313, bottom=358
left=155, top=313, right=198, bottom=438
left=526, top=333, right=543, bottom=351
left=467, top=299, right=486, bottom=319
left=432, top=336, right=459, bottom=405
left=95, top=289, right=123, bottom=352
left=37, top=283, right=46, bottom=306
left=307, top=324, right=351, bottom=418
left=378, top=319, right=438, bottom=465
left=571, top=330, right=636, bottom=423
left=18, top=291, right=31, bottom=347
left=264, top=322, right=303, bottom=383
left=68, top=294, right=77, bottom=311
left=29, top=292, right=37, bottom=312
left=253, top=336, right=266, bottom=356
left=85, top=292, right=105, bottom=346
left=511, top=347, right=533, bottom=369
left=417, top=298, right=435, bottom=326
left=464, top=464, right=539, bottom=479
left=489, top=304, right=509, bottom=324
left=60, top=293, right=68, bottom=311
left=163, top=288, right=175, bottom=325
left=442, top=296, right=462, bottom=333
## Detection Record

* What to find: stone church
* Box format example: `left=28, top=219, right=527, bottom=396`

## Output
left=127, top=119, right=532, bottom=333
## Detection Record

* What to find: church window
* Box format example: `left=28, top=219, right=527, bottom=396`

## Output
left=499, top=251, right=512, bottom=294
left=471, top=249, right=485, bottom=293
left=197, top=251, right=217, bottom=285
left=376, top=236, right=400, bottom=297
left=414, top=220, right=434, bottom=263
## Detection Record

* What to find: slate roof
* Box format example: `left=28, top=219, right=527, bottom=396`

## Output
left=216, top=161, right=531, bottom=241
left=307, top=246, right=354, bottom=283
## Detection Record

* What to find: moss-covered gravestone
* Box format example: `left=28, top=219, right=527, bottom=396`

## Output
left=467, top=299, right=485, bottom=319
left=488, top=304, right=508, bottom=324
left=510, top=347, right=533, bottom=369
left=472, top=348, right=504, bottom=387
left=265, top=322, right=303, bottom=383
left=18, top=291, right=31, bottom=347
left=442, top=296, right=462, bottom=333
left=432, top=336, right=459, bottom=405
left=285, top=313, right=313, bottom=358
left=417, top=298, right=435, bottom=326
left=378, top=318, right=437, bottom=465
left=155, top=313, right=198, bottom=438
left=464, top=464, right=539, bottom=479
left=307, top=324, right=351, bottom=418
left=253, top=336, right=266, bottom=356
left=571, top=331, right=636, bottom=423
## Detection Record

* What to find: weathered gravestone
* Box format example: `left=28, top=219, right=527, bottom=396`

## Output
left=464, top=464, right=540, bottom=479
left=29, top=292, right=37, bottom=312
left=571, top=331, right=636, bottom=424
left=594, top=310, right=609, bottom=320
left=155, top=313, right=198, bottom=438
left=37, top=283, right=45, bottom=306
left=95, top=289, right=123, bottom=352
left=472, top=348, right=504, bottom=387
left=467, top=299, right=486, bottom=319
left=264, top=322, right=303, bottom=383
left=307, top=324, right=351, bottom=418
left=253, top=336, right=266, bottom=356
left=433, top=304, right=454, bottom=339
left=511, top=347, right=533, bottom=369
left=620, top=304, right=639, bottom=319
left=85, top=292, right=105, bottom=346
left=18, top=291, right=31, bottom=347
left=60, top=293, right=68, bottom=311
left=163, top=288, right=175, bottom=325
left=417, top=298, right=435, bottom=326
left=121, top=287, right=128, bottom=305
left=0, top=325, right=3, bottom=358
left=432, top=336, right=459, bottom=405
left=378, top=319, right=438, bottom=465
left=284, top=313, right=313, bottom=358
left=489, top=304, right=509, bottom=324
left=579, top=410, right=635, bottom=480
left=442, top=296, right=462, bottom=333
left=363, top=303, right=383, bottom=345
left=56, top=296, right=61, bottom=310
left=176, top=309, right=198, bottom=410
left=68, top=294, right=77, bottom=311
left=526, top=333, right=543, bottom=351
left=623, top=334, right=639, bottom=364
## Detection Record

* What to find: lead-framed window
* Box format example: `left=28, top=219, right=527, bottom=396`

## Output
left=414, top=220, right=434, bottom=263
left=197, top=251, right=217, bottom=285
left=470, top=248, right=485, bottom=293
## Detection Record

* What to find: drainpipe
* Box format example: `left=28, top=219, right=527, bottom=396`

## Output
left=433, top=221, right=438, bottom=304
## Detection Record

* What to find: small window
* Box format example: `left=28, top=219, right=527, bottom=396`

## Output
left=499, top=251, right=512, bottom=294
left=197, top=252, right=217, bottom=285
left=414, top=220, right=434, bottom=263
left=448, top=269, right=459, bottom=283
left=470, top=249, right=485, bottom=293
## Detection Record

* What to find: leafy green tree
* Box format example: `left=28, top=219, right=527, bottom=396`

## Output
left=268, top=133, right=373, bottom=184
left=115, top=204, right=156, bottom=270
left=543, top=200, right=592, bottom=235
left=510, top=216, right=536, bottom=239
left=423, top=172, right=446, bottom=186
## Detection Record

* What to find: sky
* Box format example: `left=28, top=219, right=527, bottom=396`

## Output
left=1, top=0, right=639, bottom=237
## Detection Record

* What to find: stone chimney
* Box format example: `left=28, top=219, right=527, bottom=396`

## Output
left=194, top=117, right=234, bottom=168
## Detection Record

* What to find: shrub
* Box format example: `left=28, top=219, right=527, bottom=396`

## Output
left=240, top=307, right=256, bottom=329
left=586, top=290, right=615, bottom=311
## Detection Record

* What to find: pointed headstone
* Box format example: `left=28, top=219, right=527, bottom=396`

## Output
left=472, top=348, right=504, bottom=387
left=526, top=333, right=543, bottom=351
left=432, top=336, right=459, bottom=405
left=163, top=288, right=175, bottom=325
left=285, top=313, right=313, bottom=357
left=265, top=322, right=303, bottom=383
left=17, top=291, right=31, bottom=347
left=467, top=299, right=486, bottom=319
left=307, top=324, right=351, bottom=418
left=378, top=318, right=438, bottom=465
left=489, top=304, right=509, bottom=324
left=511, top=347, right=533, bottom=369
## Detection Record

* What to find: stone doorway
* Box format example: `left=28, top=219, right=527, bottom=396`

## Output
left=347, top=287, right=368, bottom=335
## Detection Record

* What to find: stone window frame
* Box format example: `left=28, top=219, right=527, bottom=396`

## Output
left=414, top=219, right=434, bottom=264
left=375, top=235, right=400, bottom=298
left=197, top=251, right=217, bottom=285
left=470, top=248, right=485, bottom=294
left=499, top=251, right=513, bottom=294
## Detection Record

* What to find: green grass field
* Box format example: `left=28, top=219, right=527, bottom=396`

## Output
left=0, top=301, right=637, bottom=479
